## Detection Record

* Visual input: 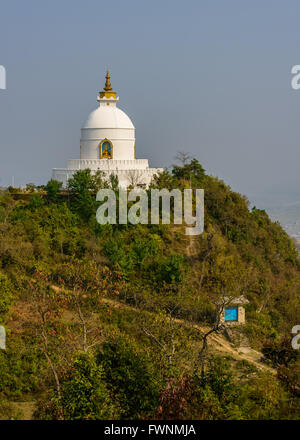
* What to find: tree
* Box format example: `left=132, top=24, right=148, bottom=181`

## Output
left=126, top=170, right=144, bottom=188
left=29, top=272, right=66, bottom=414
left=174, top=151, right=191, bottom=166
left=55, top=260, right=108, bottom=353
left=67, top=169, right=105, bottom=221
left=56, top=354, right=118, bottom=420
left=150, top=169, right=175, bottom=190
left=26, top=183, right=36, bottom=193
left=45, top=179, right=63, bottom=203
left=172, top=158, right=205, bottom=186
left=158, top=254, right=185, bottom=283
left=97, top=333, right=160, bottom=418
left=155, top=373, right=223, bottom=420
left=193, top=255, right=248, bottom=380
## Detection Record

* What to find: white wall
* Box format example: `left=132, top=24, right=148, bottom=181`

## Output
left=80, top=128, right=135, bottom=160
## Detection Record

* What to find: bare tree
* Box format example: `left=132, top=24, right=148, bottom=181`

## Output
left=71, top=284, right=103, bottom=353
left=174, top=151, right=191, bottom=166
left=142, top=308, right=177, bottom=367
left=29, top=263, right=118, bottom=414
left=39, top=305, right=63, bottom=403
left=140, top=302, right=194, bottom=374
left=193, top=258, right=246, bottom=381
left=126, top=170, right=145, bottom=187
left=30, top=275, right=65, bottom=418
left=193, top=294, right=229, bottom=381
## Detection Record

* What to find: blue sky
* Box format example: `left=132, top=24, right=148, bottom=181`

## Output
left=1, top=0, right=300, bottom=206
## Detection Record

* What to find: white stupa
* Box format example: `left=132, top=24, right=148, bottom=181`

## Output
left=52, top=71, right=163, bottom=187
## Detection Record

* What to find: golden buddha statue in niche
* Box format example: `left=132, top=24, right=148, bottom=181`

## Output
left=101, top=140, right=112, bottom=159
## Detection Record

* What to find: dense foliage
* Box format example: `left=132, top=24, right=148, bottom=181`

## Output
left=0, top=158, right=299, bottom=419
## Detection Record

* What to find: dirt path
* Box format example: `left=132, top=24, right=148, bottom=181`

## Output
left=10, top=401, right=36, bottom=420
left=53, top=283, right=275, bottom=374
left=10, top=285, right=275, bottom=376
left=101, top=296, right=275, bottom=374
left=8, top=288, right=275, bottom=420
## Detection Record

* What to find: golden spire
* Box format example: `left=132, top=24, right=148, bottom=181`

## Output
left=99, top=70, right=117, bottom=99
left=104, top=70, right=112, bottom=91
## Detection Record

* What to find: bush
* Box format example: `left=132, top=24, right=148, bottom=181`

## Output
left=97, top=333, right=160, bottom=418
left=238, top=373, right=289, bottom=420
left=40, top=353, right=118, bottom=420
left=158, top=254, right=185, bottom=283
left=204, top=356, right=234, bottom=401
left=0, top=272, right=13, bottom=320
left=262, top=336, right=298, bottom=367
left=45, top=179, right=63, bottom=203
left=156, top=375, right=223, bottom=420
left=278, top=360, right=300, bottom=397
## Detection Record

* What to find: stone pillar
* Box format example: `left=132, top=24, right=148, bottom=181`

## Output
left=237, top=306, right=245, bottom=324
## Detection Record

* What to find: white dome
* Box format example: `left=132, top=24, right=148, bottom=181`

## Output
left=83, top=105, right=134, bottom=129
left=52, top=71, right=163, bottom=188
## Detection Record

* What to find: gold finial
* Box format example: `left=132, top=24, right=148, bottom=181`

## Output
left=99, top=70, right=117, bottom=99
left=104, top=70, right=112, bottom=91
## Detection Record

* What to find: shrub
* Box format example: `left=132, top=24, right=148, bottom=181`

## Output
left=41, top=353, right=118, bottom=420
left=0, top=272, right=13, bottom=320
left=45, top=179, right=63, bottom=203
left=262, top=336, right=298, bottom=367
left=97, top=333, right=160, bottom=418
left=158, top=254, right=185, bottom=283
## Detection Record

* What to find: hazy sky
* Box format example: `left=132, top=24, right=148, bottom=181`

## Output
left=1, top=0, right=300, bottom=207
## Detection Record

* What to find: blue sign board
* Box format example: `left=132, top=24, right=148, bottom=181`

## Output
left=224, top=307, right=238, bottom=322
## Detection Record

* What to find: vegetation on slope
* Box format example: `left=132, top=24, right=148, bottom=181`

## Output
left=0, top=159, right=299, bottom=419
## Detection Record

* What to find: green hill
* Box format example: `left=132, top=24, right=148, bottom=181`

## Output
left=0, top=159, right=299, bottom=420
